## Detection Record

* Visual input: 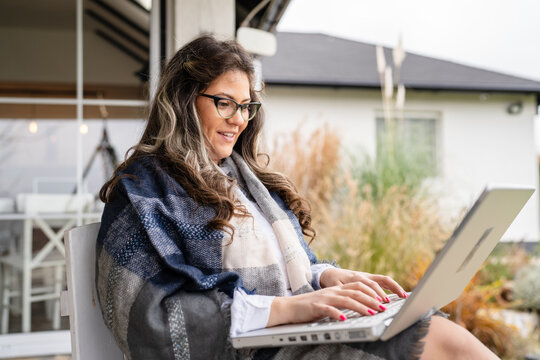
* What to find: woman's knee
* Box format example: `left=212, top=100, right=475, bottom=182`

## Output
left=421, top=316, right=478, bottom=359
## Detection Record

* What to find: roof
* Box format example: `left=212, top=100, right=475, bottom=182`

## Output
left=261, top=32, right=540, bottom=93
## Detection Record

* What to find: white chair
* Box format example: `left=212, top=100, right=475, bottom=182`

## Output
left=61, top=222, right=124, bottom=360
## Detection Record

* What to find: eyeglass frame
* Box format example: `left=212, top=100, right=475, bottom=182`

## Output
left=198, top=93, right=261, bottom=121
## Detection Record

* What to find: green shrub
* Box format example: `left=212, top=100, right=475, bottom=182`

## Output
left=352, top=131, right=434, bottom=201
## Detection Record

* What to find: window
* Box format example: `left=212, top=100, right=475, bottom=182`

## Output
left=376, top=113, right=440, bottom=176
left=0, top=0, right=161, bottom=341
left=0, top=0, right=160, bottom=198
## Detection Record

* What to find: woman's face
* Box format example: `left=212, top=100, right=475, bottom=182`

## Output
left=196, top=70, right=251, bottom=162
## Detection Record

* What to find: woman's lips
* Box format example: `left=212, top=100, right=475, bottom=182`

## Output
left=218, top=131, right=236, bottom=142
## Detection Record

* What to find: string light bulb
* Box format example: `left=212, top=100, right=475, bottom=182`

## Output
left=29, top=121, right=38, bottom=134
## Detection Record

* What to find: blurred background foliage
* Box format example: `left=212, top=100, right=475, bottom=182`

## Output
left=268, top=124, right=540, bottom=359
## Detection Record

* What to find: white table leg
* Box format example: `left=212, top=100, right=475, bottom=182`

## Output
left=52, top=264, right=62, bottom=330
left=1, top=263, right=10, bottom=334
left=22, top=219, right=32, bottom=333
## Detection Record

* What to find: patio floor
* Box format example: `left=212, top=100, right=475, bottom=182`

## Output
left=1, top=302, right=71, bottom=359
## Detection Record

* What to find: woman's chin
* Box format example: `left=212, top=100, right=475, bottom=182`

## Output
left=215, top=151, right=233, bottom=163
left=217, top=148, right=234, bottom=160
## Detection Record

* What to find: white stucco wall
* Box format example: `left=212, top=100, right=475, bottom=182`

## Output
left=262, top=85, right=539, bottom=241
left=262, top=86, right=380, bottom=155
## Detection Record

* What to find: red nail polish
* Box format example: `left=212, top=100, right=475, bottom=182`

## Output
left=403, top=292, right=409, bottom=298
left=377, top=296, right=383, bottom=302
left=379, top=304, right=387, bottom=311
left=385, top=296, right=391, bottom=302
left=367, top=309, right=376, bottom=315
left=339, top=314, right=347, bottom=321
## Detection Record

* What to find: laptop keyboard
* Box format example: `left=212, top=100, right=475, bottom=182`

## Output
left=308, top=295, right=406, bottom=327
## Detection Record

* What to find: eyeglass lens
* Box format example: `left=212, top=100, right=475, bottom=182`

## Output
left=216, top=98, right=259, bottom=121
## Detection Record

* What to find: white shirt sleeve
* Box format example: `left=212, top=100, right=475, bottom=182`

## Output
left=229, top=288, right=275, bottom=337
left=229, top=264, right=336, bottom=336
left=311, top=263, right=336, bottom=290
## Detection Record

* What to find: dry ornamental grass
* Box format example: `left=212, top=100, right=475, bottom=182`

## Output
left=267, top=123, right=533, bottom=359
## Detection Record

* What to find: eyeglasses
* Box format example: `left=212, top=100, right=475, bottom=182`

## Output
left=199, top=93, right=261, bottom=121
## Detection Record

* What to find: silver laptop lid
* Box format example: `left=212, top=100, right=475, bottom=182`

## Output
left=381, top=184, right=534, bottom=340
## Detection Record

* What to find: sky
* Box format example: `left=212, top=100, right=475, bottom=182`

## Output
left=277, top=0, right=540, bottom=81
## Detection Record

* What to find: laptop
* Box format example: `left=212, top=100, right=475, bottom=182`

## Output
left=232, top=184, right=535, bottom=348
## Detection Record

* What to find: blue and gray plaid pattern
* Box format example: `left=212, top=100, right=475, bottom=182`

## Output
left=95, top=154, right=429, bottom=360
left=95, top=155, right=317, bottom=359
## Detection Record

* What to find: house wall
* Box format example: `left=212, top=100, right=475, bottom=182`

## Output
left=262, top=85, right=539, bottom=241
left=261, top=86, right=380, bottom=154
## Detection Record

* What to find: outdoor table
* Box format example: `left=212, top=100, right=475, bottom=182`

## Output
left=0, top=212, right=102, bottom=333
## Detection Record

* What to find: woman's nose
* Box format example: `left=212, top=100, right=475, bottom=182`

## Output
left=227, top=110, right=245, bottom=125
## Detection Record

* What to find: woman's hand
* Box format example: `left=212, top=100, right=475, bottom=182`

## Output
left=266, top=269, right=408, bottom=328
left=320, top=268, right=407, bottom=302
left=267, top=282, right=389, bottom=327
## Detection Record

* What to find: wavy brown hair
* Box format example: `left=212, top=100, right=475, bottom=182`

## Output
left=100, top=35, right=315, bottom=240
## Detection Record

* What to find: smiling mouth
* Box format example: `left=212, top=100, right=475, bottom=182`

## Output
left=218, top=132, right=236, bottom=138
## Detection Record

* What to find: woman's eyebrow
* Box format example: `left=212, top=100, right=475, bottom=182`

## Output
left=216, top=92, right=251, bottom=103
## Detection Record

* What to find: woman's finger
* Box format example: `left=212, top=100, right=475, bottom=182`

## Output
left=337, top=288, right=387, bottom=313
left=341, top=281, right=380, bottom=301
left=351, top=274, right=389, bottom=302
left=369, top=274, right=407, bottom=299
left=313, top=303, right=347, bottom=322
left=322, top=292, right=380, bottom=316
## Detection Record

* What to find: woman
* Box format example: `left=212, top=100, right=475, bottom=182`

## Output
left=96, top=35, right=499, bottom=360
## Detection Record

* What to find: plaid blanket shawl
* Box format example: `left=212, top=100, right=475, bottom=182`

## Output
left=95, top=153, right=319, bottom=360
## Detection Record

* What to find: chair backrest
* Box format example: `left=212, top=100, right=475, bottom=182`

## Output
left=62, top=223, right=124, bottom=360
